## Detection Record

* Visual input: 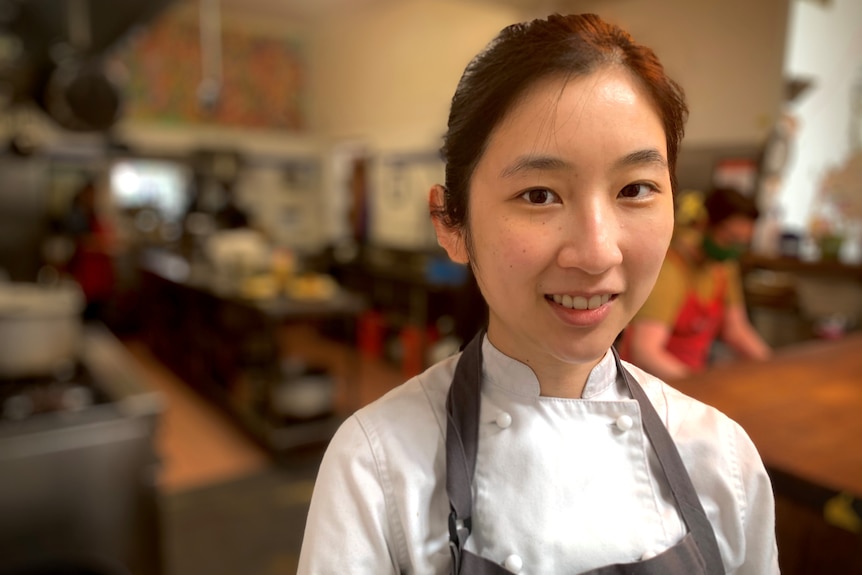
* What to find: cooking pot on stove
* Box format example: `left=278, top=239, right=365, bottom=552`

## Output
left=0, top=281, right=84, bottom=379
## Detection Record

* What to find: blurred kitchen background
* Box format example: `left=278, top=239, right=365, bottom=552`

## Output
left=0, top=0, right=860, bottom=574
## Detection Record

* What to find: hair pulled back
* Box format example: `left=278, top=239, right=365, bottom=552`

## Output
left=438, top=13, right=688, bottom=234
left=704, top=187, right=760, bottom=227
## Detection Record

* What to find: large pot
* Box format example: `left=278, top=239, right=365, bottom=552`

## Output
left=0, top=282, right=84, bottom=378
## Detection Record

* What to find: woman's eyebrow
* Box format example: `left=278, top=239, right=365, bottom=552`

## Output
left=499, top=149, right=666, bottom=179
left=613, top=148, right=668, bottom=170
left=499, top=154, right=571, bottom=179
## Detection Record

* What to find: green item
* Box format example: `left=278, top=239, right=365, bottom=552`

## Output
left=817, top=234, right=844, bottom=261
left=702, top=234, right=744, bottom=262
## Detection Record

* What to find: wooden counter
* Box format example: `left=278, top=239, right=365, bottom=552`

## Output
left=674, top=334, right=862, bottom=573
left=672, top=333, right=862, bottom=497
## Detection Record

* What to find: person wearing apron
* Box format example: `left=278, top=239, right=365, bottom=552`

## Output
left=621, top=188, right=772, bottom=381
left=619, top=248, right=728, bottom=372
left=298, top=13, right=779, bottom=574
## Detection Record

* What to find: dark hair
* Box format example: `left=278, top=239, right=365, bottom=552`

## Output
left=437, top=13, right=688, bottom=246
left=703, top=187, right=760, bottom=227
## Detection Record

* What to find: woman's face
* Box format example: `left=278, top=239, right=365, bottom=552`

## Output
left=436, top=66, right=675, bottom=374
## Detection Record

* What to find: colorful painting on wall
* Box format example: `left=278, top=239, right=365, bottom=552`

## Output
left=115, top=10, right=306, bottom=131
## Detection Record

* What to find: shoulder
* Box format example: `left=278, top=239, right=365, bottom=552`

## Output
left=353, top=351, right=459, bottom=439
left=619, top=360, right=769, bottom=499
left=658, top=249, right=687, bottom=279
left=621, top=360, right=752, bottom=449
left=621, top=361, right=777, bottom=571
left=721, top=260, right=743, bottom=286
left=302, top=353, right=461, bottom=572
left=323, top=351, right=460, bottom=476
left=710, top=261, right=743, bottom=303
left=649, top=251, right=688, bottom=299
left=634, top=252, right=687, bottom=322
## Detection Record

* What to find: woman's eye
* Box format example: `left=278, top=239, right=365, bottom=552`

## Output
left=520, top=188, right=558, bottom=205
left=619, top=183, right=655, bottom=199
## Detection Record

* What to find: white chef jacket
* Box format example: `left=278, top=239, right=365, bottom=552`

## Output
left=298, top=336, right=779, bottom=574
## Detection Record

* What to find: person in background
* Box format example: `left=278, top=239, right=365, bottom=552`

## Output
left=298, top=14, right=778, bottom=574
left=621, top=186, right=772, bottom=381
left=63, top=178, right=117, bottom=322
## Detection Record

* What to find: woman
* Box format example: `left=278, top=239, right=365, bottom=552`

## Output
left=298, top=14, right=778, bottom=574
left=621, top=187, right=772, bottom=381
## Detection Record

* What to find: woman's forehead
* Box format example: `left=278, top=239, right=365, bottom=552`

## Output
left=504, top=67, right=657, bottom=125
left=479, top=68, right=667, bottom=170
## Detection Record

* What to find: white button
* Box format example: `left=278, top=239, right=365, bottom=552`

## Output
left=503, top=553, right=523, bottom=573
left=615, top=414, right=634, bottom=431
left=641, top=548, right=659, bottom=561
left=496, top=411, right=513, bottom=429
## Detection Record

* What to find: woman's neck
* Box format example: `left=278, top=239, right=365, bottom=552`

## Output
left=536, top=366, right=593, bottom=398
left=485, top=331, right=602, bottom=399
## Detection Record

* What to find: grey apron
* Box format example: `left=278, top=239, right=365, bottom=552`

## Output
left=445, top=332, right=725, bottom=574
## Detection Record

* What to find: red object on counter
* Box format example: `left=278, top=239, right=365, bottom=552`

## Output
left=357, top=310, right=385, bottom=360
left=400, top=325, right=425, bottom=379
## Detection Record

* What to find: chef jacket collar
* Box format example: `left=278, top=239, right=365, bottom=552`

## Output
left=480, top=335, right=620, bottom=400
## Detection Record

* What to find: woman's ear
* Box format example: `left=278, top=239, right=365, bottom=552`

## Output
left=429, top=185, right=469, bottom=264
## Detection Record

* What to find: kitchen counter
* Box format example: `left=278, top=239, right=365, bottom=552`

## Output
left=139, top=248, right=366, bottom=320
left=672, top=333, right=862, bottom=497
left=0, top=324, right=164, bottom=575
left=137, top=248, right=366, bottom=452
left=741, top=253, right=862, bottom=280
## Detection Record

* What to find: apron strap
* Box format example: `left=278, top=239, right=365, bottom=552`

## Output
left=613, top=348, right=725, bottom=575
left=446, top=330, right=485, bottom=573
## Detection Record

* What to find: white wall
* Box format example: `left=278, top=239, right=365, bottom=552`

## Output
left=779, top=0, right=862, bottom=231
left=307, top=0, right=521, bottom=149
left=308, top=0, right=790, bottom=148
left=306, top=0, right=791, bottom=248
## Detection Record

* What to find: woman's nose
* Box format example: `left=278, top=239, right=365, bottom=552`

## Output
left=556, top=203, right=623, bottom=274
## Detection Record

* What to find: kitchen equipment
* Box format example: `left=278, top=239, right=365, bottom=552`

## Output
left=269, top=360, right=335, bottom=421
left=39, top=0, right=123, bottom=132
left=0, top=281, right=84, bottom=378
left=43, top=59, right=122, bottom=132
left=205, top=228, right=271, bottom=293
left=0, top=325, right=163, bottom=575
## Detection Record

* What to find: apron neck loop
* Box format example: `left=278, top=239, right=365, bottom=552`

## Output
left=444, top=333, right=725, bottom=575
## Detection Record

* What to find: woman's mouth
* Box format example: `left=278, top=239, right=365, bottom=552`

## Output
left=547, top=293, right=614, bottom=310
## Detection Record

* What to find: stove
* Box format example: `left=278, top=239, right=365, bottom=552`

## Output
left=0, top=325, right=164, bottom=575
left=0, top=362, right=109, bottom=423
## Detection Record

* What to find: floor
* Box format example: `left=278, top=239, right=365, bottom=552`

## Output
left=122, top=322, right=404, bottom=493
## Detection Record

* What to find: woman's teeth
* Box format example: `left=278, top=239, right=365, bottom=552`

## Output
left=551, top=293, right=611, bottom=310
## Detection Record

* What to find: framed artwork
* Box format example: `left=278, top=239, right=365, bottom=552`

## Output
left=115, top=9, right=307, bottom=131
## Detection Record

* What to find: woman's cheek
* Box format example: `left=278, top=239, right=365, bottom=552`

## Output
left=476, top=218, right=534, bottom=267
left=497, top=230, right=546, bottom=272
